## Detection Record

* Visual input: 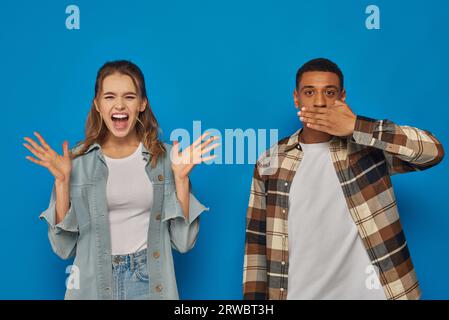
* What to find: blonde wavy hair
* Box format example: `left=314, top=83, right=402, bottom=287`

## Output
left=72, top=60, right=166, bottom=167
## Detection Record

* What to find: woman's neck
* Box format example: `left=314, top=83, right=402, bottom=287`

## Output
left=102, top=131, right=140, bottom=151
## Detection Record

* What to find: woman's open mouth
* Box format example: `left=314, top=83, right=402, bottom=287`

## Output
left=111, top=113, right=129, bottom=131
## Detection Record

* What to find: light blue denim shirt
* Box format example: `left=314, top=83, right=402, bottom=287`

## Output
left=39, top=142, right=208, bottom=299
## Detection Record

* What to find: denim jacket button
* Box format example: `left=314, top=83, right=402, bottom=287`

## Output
left=158, top=174, right=164, bottom=181
left=155, top=213, right=161, bottom=221
left=155, top=284, right=163, bottom=292
left=153, top=251, right=160, bottom=259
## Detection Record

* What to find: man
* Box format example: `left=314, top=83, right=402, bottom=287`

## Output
left=243, top=58, right=444, bottom=300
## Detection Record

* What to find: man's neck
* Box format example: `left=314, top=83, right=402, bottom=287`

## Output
left=299, top=127, right=332, bottom=144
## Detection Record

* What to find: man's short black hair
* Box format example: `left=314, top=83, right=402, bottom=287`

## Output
left=295, top=58, right=344, bottom=90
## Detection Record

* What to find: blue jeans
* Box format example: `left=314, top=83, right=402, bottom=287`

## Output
left=111, top=248, right=150, bottom=300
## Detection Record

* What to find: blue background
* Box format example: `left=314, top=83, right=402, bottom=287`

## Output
left=1, top=0, right=447, bottom=299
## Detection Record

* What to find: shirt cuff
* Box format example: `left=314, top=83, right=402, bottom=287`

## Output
left=351, top=115, right=378, bottom=146
left=162, top=191, right=209, bottom=225
left=39, top=201, right=78, bottom=234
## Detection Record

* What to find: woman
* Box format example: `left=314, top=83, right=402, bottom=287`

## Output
left=23, top=60, right=219, bottom=300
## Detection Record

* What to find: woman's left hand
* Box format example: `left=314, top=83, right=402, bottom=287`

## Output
left=171, top=131, right=220, bottom=180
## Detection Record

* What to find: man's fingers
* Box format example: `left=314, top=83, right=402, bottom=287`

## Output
left=301, top=117, right=328, bottom=127
left=332, top=100, right=347, bottom=108
left=306, top=122, right=331, bottom=133
left=334, top=99, right=345, bottom=105
left=299, top=111, right=327, bottom=121
left=301, top=107, right=327, bottom=114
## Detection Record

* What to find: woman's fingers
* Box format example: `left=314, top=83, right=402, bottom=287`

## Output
left=23, top=142, right=46, bottom=161
left=200, top=142, right=220, bottom=155
left=201, top=154, right=217, bottom=162
left=197, top=136, right=219, bottom=150
left=34, top=132, right=51, bottom=151
left=192, top=132, right=211, bottom=149
left=25, top=155, right=46, bottom=167
left=23, top=137, right=46, bottom=155
left=25, top=155, right=64, bottom=179
left=62, top=141, right=70, bottom=158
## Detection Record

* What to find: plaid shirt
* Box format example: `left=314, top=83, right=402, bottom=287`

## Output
left=243, top=115, right=444, bottom=300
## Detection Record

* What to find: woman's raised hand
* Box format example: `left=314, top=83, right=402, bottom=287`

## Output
left=23, top=132, right=72, bottom=183
left=171, top=131, right=220, bottom=180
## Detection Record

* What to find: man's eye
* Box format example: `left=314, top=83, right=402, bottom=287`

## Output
left=104, top=96, right=114, bottom=100
left=125, top=96, right=136, bottom=100
left=326, top=91, right=335, bottom=96
left=304, top=91, right=314, bottom=96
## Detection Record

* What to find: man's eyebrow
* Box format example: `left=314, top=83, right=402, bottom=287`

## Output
left=300, top=85, right=339, bottom=90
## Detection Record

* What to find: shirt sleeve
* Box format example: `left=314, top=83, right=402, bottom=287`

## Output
left=243, top=164, right=268, bottom=300
left=162, top=180, right=209, bottom=253
left=39, top=183, right=79, bottom=259
left=351, top=115, right=445, bottom=175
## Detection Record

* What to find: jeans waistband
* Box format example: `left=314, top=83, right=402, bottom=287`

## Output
left=111, top=248, right=147, bottom=272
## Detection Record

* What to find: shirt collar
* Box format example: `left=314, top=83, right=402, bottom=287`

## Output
left=84, top=141, right=150, bottom=157
left=284, top=128, right=303, bottom=152
left=284, top=128, right=341, bottom=152
left=85, top=142, right=100, bottom=154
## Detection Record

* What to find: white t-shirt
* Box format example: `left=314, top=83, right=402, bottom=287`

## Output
left=287, top=141, right=387, bottom=300
left=104, top=143, right=153, bottom=255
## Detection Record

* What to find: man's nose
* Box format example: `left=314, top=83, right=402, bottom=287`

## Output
left=313, top=93, right=326, bottom=108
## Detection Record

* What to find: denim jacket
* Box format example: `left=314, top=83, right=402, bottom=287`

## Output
left=39, top=142, right=208, bottom=299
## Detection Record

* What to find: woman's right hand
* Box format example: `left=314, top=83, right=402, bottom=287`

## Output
left=23, top=132, right=72, bottom=183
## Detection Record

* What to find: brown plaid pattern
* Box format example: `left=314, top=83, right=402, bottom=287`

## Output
left=243, top=115, right=444, bottom=300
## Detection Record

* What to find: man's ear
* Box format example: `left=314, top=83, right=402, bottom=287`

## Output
left=293, top=89, right=300, bottom=108
left=341, top=89, right=346, bottom=102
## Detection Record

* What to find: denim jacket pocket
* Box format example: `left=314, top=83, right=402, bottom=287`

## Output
left=70, top=185, right=91, bottom=230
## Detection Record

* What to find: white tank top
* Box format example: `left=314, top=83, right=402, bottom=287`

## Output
left=104, top=143, right=153, bottom=255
